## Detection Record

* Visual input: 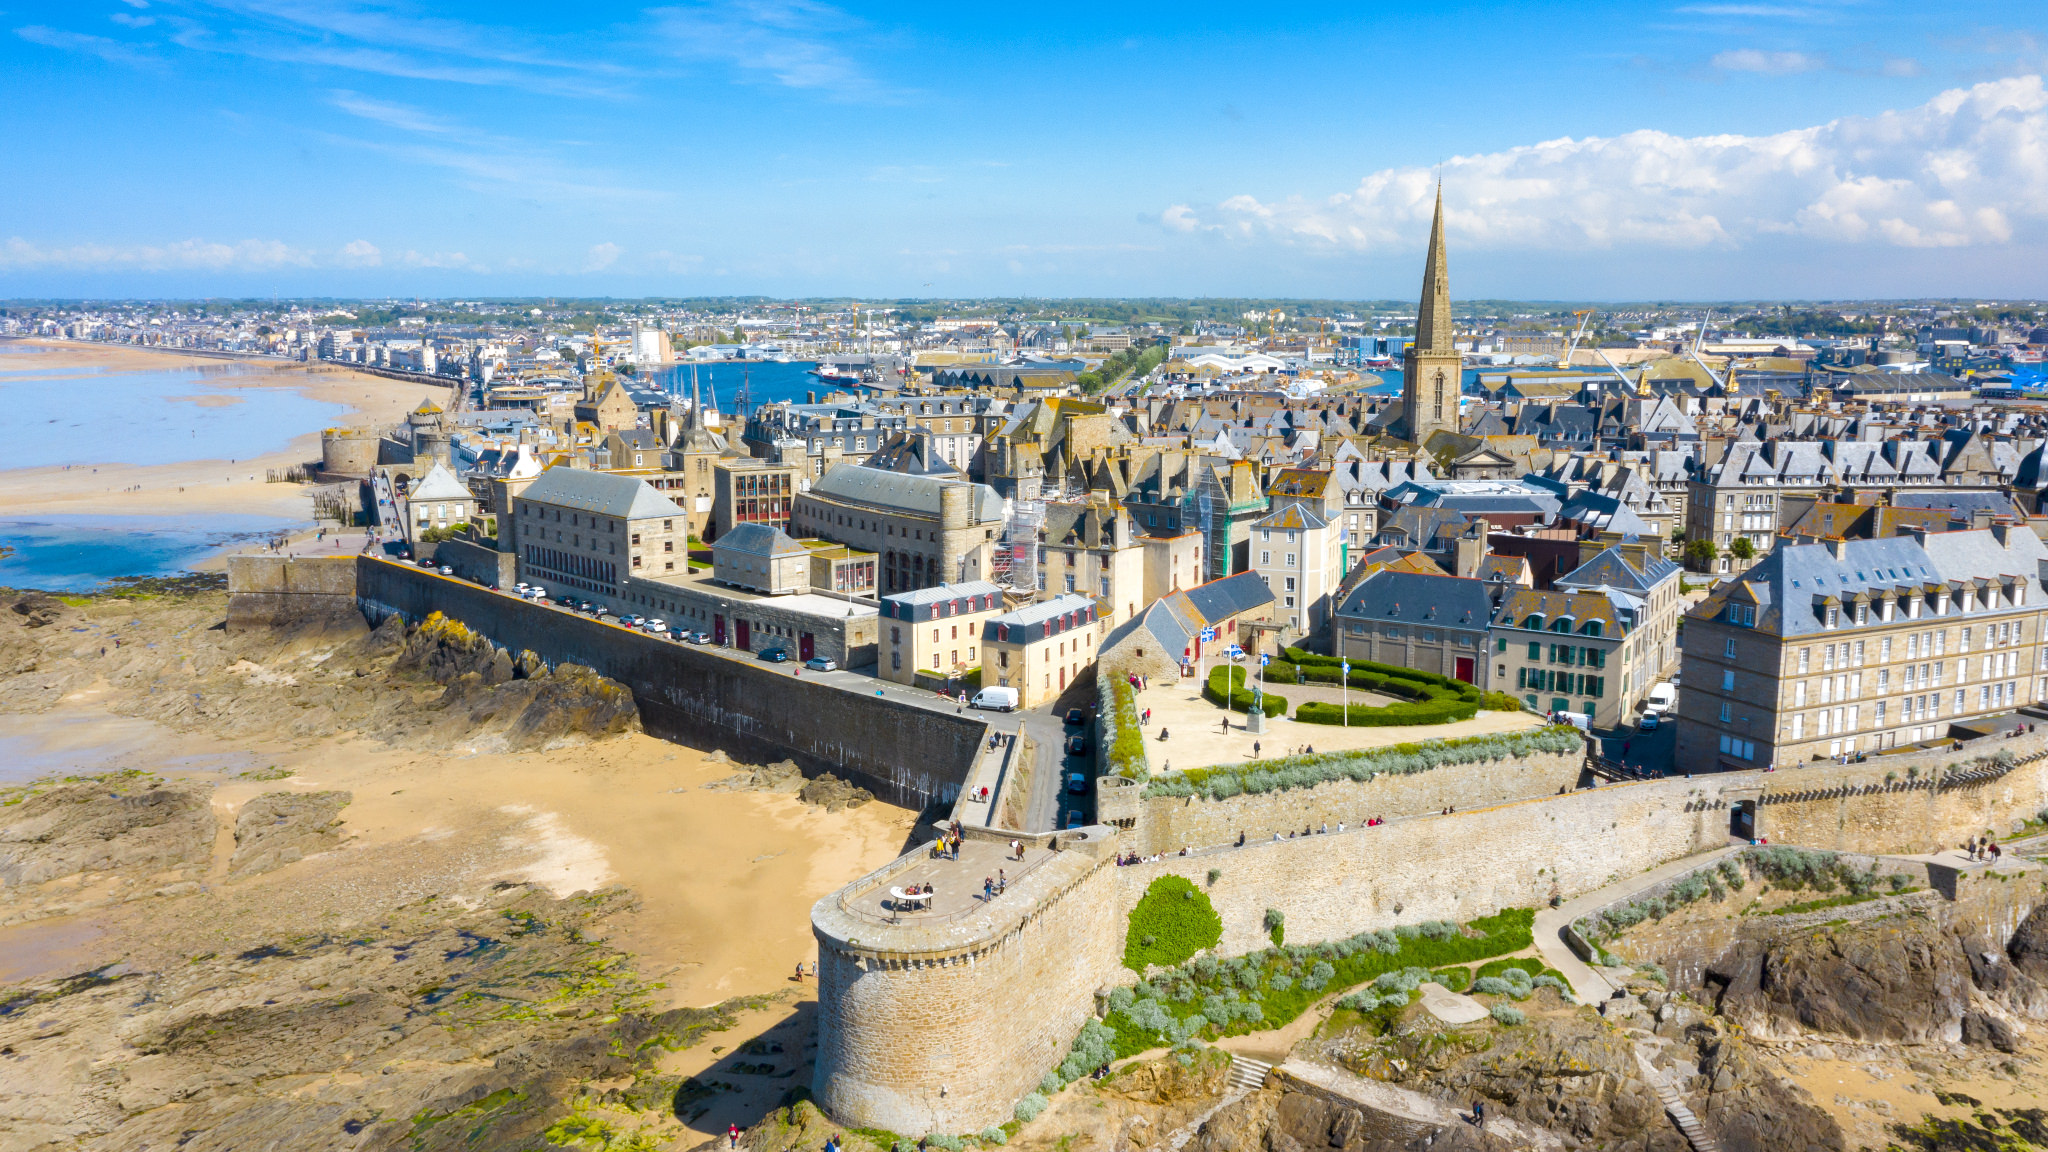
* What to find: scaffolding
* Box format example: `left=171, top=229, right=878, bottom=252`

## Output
left=989, top=478, right=1084, bottom=593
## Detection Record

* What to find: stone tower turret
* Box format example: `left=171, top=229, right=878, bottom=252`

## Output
left=938, top=482, right=973, bottom=585
left=1400, top=183, right=1462, bottom=447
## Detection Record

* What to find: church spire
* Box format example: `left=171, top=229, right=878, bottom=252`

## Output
left=1415, top=182, right=1453, bottom=353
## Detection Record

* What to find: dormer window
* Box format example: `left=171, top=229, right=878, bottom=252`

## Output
left=1937, top=593, right=1950, bottom=615
left=1827, top=606, right=1840, bottom=628
left=1855, top=603, right=1868, bottom=625
left=1907, top=597, right=1921, bottom=619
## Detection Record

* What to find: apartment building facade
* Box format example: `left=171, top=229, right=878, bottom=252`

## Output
left=1675, top=528, right=2048, bottom=773
left=512, top=467, right=687, bottom=600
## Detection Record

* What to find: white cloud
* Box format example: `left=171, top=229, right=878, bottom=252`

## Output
left=1174, top=76, right=2048, bottom=255
left=0, top=236, right=316, bottom=271
left=336, top=239, right=382, bottom=267
left=15, top=24, right=156, bottom=66
left=1712, top=48, right=1823, bottom=73
left=583, top=242, right=622, bottom=271
left=647, top=1, right=901, bottom=100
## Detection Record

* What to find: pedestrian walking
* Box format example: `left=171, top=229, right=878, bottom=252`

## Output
left=729, top=1124, right=741, bottom=1150
left=794, top=962, right=805, bottom=982
left=1252, top=741, right=1260, bottom=759
left=1220, top=717, right=1228, bottom=734
left=1473, top=1100, right=1486, bottom=1131
left=1991, top=842, right=2003, bottom=864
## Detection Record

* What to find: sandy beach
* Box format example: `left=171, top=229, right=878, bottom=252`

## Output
left=0, top=339, right=449, bottom=521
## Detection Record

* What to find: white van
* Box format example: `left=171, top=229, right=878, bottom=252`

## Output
left=1644, top=682, right=1676, bottom=714
left=972, top=686, right=1020, bottom=712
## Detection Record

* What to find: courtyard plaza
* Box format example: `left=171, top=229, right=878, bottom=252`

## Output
left=1128, top=670, right=1544, bottom=774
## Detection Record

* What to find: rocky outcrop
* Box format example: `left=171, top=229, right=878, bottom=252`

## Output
left=2009, top=905, right=2048, bottom=981
left=229, top=791, right=351, bottom=876
left=0, top=591, right=642, bottom=753
left=1704, top=916, right=1970, bottom=1043
left=703, top=756, right=805, bottom=794
left=0, top=886, right=768, bottom=1152
left=0, top=779, right=214, bottom=889
left=798, top=774, right=874, bottom=812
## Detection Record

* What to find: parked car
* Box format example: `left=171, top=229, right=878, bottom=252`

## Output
left=437, top=566, right=453, bottom=576
left=804, top=656, right=837, bottom=671
left=644, top=619, right=667, bottom=633
left=621, top=614, right=644, bottom=627
left=1065, top=771, right=1088, bottom=794
left=1637, top=712, right=1661, bottom=732
left=759, top=647, right=791, bottom=663
left=1064, top=810, right=1084, bottom=829
left=1063, top=708, right=1087, bottom=727
left=687, top=631, right=710, bottom=644
left=416, top=558, right=435, bottom=569
left=1066, top=734, right=1089, bottom=757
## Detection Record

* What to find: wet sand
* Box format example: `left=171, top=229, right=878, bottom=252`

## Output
left=0, top=700, right=916, bottom=1009
left=0, top=340, right=449, bottom=521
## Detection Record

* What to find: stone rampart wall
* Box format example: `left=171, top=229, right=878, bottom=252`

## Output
left=1131, top=750, right=1584, bottom=856
left=354, top=558, right=984, bottom=810
left=223, top=555, right=360, bottom=631
left=1757, top=749, right=2048, bottom=854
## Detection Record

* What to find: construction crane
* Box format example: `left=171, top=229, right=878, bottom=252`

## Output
left=1562, top=310, right=1596, bottom=367
left=1683, top=311, right=1729, bottom=390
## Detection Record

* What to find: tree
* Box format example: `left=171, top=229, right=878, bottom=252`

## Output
left=1729, top=536, right=1756, bottom=561
left=1683, top=538, right=1718, bottom=572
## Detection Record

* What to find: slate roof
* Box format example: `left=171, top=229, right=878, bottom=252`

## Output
left=885, top=580, right=1003, bottom=607
left=1181, top=571, right=1277, bottom=626
left=408, top=462, right=471, bottom=502
left=1690, top=529, right=2048, bottom=640
left=520, top=466, right=684, bottom=520
left=715, top=523, right=806, bottom=557
left=1557, top=544, right=1681, bottom=595
left=1335, top=570, right=1494, bottom=631
left=811, top=464, right=1003, bottom=522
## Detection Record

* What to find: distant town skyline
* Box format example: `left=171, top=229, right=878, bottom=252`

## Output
left=4, top=1, right=2046, bottom=299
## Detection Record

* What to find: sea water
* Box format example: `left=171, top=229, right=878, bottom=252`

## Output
left=0, top=364, right=349, bottom=469
left=0, top=513, right=303, bottom=591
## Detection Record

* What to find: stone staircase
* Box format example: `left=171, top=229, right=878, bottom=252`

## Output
left=1225, top=1054, right=1273, bottom=1093
left=1635, top=1048, right=1719, bottom=1152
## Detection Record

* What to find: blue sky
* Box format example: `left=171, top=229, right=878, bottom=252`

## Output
left=3, top=1, right=2046, bottom=300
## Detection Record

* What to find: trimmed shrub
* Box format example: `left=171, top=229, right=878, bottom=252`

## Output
left=1124, top=876, right=1224, bottom=972
left=979, top=1128, right=1008, bottom=1145
left=1102, top=675, right=1149, bottom=779
left=1014, top=1094, right=1048, bottom=1122
left=1490, top=1004, right=1526, bottom=1026
left=1264, top=907, right=1285, bottom=947
left=1205, top=666, right=1287, bottom=716
left=924, top=1137, right=964, bottom=1152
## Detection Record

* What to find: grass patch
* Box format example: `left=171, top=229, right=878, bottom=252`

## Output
left=1145, top=726, right=1581, bottom=800
left=1124, top=876, right=1223, bottom=972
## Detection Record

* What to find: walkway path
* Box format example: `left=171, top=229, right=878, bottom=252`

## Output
left=1278, top=1060, right=1565, bottom=1151
left=1532, top=846, right=1743, bottom=1003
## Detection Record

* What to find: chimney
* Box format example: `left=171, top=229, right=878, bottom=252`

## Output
left=1992, top=523, right=2014, bottom=548
left=1971, top=507, right=1997, bottom=530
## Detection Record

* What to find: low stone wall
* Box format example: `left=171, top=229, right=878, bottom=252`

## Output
left=433, top=538, right=514, bottom=590
left=1130, top=750, right=1584, bottom=856
left=223, top=555, right=359, bottom=631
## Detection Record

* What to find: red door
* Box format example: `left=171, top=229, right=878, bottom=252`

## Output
left=1455, top=656, right=1475, bottom=684
left=736, top=619, right=751, bottom=649
left=713, top=615, right=726, bottom=644
left=799, top=632, right=815, bottom=660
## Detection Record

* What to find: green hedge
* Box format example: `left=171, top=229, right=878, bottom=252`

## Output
left=1204, top=665, right=1287, bottom=716
left=1123, top=876, right=1224, bottom=972
left=1274, top=648, right=1482, bottom=727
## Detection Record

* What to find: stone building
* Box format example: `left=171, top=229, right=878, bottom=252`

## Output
left=511, top=467, right=686, bottom=600
left=1249, top=503, right=1345, bottom=640
left=1334, top=569, right=1496, bottom=686
left=1096, top=571, right=1278, bottom=685
left=712, top=523, right=811, bottom=595
left=789, top=464, right=1004, bottom=594
left=1675, top=527, right=2048, bottom=772
left=1398, top=185, right=1462, bottom=446
left=878, top=580, right=1005, bottom=685
left=1554, top=537, right=1684, bottom=702
left=1491, top=584, right=1647, bottom=728
left=400, top=462, right=476, bottom=548
left=711, top=458, right=799, bottom=542
left=573, top=377, right=638, bottom=433
left=1036, top=499, right=1203, bottom=625
left=982, top=593, right=1104, bottom=707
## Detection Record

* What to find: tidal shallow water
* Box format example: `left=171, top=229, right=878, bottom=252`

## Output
left=0, top=364, right=347, bottom=469
left=0, top=513, right=304, bottom=591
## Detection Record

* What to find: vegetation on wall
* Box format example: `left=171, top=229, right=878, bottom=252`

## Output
left=1102, top=675, right=1149, bottom=779
left=1142, top=725, right=1582, bottom=800
left=1044, top=908, right=1535, bottom=1094
left=1123, top=876, right=1224, bottom=972
left=1575, top=848, right=1909, bottom=947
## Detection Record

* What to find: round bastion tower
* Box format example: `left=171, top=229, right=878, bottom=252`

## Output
left=320, top=428, right=381, bottom=478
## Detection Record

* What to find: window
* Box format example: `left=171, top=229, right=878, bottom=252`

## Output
left=1721, top=670, right=1735, bottom=691
left=1718, top=702, right=1731, bottom=722
left=1724, top=639, right=1737, bottom=658
left=1260, top=551, right=1271, bottom=565
left=1798, top=647, right=1810, bottom=673
left=1528, top=641, right=1541, bottom=660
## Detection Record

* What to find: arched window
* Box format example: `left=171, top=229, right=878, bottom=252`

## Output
left=1583, top=620, right=1603, bottom=637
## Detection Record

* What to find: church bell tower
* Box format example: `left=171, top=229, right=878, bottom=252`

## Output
left=1400, top=184, right=1461, bottom=446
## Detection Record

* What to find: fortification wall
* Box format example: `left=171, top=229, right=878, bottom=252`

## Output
left=811, top=842, right=1124, bottom=1133
left=355, top=558, right=985, bottom=810
left=1756, top=743, right=2048, bottom=854
left=223, top=555, right=360, bottom=631
left=1130, top=750, right=1583, bottom=856
left=812, top=754, right=2048, bottom=1135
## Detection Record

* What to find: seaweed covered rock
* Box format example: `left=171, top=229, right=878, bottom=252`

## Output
left=229, top=790, right=352, bottom=876
left=797, top=773, right=873, bottom=812
left=0, top=778, right=215, bottom=889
